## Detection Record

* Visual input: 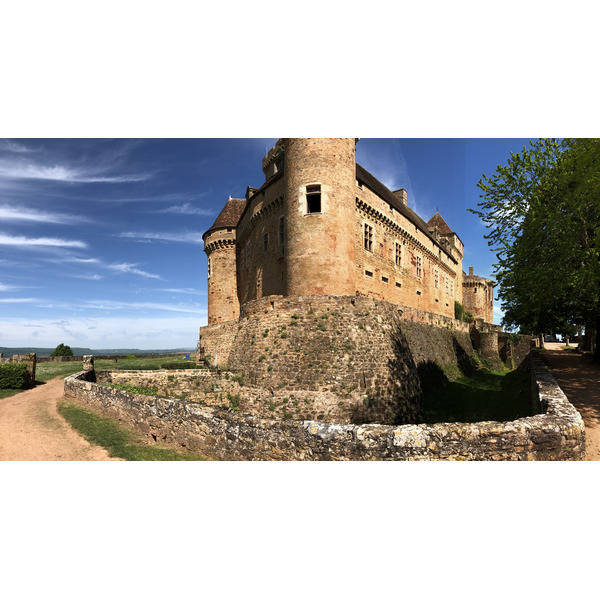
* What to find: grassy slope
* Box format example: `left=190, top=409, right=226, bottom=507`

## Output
left=423, top=367, right=533, bottom=424
left=57, top=401, right=207, bottom=461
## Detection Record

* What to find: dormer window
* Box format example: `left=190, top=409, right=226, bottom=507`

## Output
left=306, top=185, right=321, bottom=213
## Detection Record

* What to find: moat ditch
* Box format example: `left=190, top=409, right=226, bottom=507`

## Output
left=423, top=367, right=540, bottom=424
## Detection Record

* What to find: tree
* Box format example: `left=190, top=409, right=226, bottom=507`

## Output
left=50, top=343, right=74, bottom=358
left=470, top=138, right=600, bottom=362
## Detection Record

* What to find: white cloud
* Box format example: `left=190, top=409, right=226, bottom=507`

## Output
left=120, top=231, right=204, bottom=244
left=84, top=299, right=202, bottom=314
left=0, top=233, right=87, bottom=248
left=2, top=140, right=40, bottom=153
left=0, top=204, right=89, bottom=224
left=0, top=297, right=39, bottom=303
left=158, top=288, right=205, bottom=295
left=157, top=203, right=215, bottom=216
left=0, top=283, right=19, bottom=291
left=107, top=263, right=162, bottom=280
left=0, top=158, right=150, bottom=183
left=0, top=316, right=202, bottom=348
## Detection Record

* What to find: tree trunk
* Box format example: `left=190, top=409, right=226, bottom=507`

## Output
left=594, top=315, right=600, bottom=363
left=538, top=333, right=545, bottom=349
left=565, top=335, right=570, bottom=346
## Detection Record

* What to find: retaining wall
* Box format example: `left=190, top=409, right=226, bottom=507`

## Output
left=63, top=351, right=585, bottom=460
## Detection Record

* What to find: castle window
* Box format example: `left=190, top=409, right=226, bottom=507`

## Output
left=416, top=255, right=422, bottom=278
left=306, top=185, right=321, bottom=213
left=275, top=157, right=284, bottom=174
left=264, top=233, right=269, bottom=252
left=396, top=282, right=402, bottom=288
left=434, top=269, right=439, bottom=288
left=382, top=276, right=389, bottom=284
left=278, top=216, right=284, bottom=245
left=364, top=224, right=373, bottom=252
left=365, top=270, right=373, bottom=278
left=395, top=242, right=402, bottom=267
left=445, top=277, right=449, bottom=294
left=207, top=258, right=211, bottom=279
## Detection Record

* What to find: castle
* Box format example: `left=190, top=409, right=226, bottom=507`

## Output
left=197, top=138, right=495, bottom=425
left=202, top=138, right=493, bottom=327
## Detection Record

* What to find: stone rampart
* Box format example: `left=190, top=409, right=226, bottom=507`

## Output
left=63, top=352, right=584, bottom=460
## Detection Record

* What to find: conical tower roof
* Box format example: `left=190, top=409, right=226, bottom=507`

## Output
left=203, top=197, right=246, bottom=240
left=427, top=212, right=453, bottom=235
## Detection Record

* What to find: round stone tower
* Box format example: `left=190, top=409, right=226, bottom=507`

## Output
left=282, top=138, right=357, bottom=297
left=203, top=197, right=246, bottom=325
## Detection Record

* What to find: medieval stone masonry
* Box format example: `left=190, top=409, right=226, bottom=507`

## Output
left=203, top=138, right=494, bottom=326
left=199, top=138, right=497, bottom=425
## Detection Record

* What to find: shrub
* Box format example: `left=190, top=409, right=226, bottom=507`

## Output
left=161, top=361, right=201, bottom=369
left=0, top=363, right=28, bottom=389
left=51, top=343, right=73, bottom=358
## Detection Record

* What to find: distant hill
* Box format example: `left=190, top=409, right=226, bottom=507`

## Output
left=0, top=347, right=195, bottom=357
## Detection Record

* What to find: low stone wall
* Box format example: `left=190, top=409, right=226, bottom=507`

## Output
left=63, top=352, right=585, bottom=460
left=37, top=352, right=189, bottom=363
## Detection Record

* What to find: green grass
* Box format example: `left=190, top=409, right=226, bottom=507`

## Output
left=57, top=401, right=207, bottom=461
left=423, top=368, right=534, bottom=424
left=35, top=356, right=202, bottom=383
left=0, top=388, right=23, bottom=399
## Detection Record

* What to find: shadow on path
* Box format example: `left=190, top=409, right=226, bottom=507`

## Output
left=541, top=349, right=600, bottom=460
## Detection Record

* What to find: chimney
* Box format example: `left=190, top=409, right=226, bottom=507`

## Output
left=393, top=188, right=408, bottom=206
left=469, top=267, right=474, bottom=276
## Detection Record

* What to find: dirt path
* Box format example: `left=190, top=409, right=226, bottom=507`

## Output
left=541, top=344, right=600, bottom=461
left=0, top=377, right=119, bottom=461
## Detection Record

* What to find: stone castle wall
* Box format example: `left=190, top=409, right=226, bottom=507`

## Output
left=0, top=353, right=36, bottom=387
left=63, top=352, right=585, bottom=461
left=198, top=295, right=479, bottom=424
left=236, top=176, right=286, bottom=306
left=355, top=190, right=461, bottom=318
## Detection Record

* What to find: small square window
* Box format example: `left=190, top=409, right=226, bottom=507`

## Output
left=382, top=276, right=389, bottom=283
left=365, top=270, right=373, bottom=278
left=264, top=233, right=269, bottom=252
left=306, top=185, right=321, bottom=213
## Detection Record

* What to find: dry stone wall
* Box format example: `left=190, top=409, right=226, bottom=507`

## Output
left=63, top=351, right=584, bottom=460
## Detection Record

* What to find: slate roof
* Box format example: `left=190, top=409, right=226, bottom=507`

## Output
left=203, top=197, right=247, bottom=239
left=356, top=164, right=456, bottom=261
left=427, top=212, right=453, bottom=235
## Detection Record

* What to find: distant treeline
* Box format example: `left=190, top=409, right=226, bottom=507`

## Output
left=0, top=347, right=195, bottom=358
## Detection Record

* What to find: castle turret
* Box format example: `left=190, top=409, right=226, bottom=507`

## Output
left=203, top=197, right=246, bottom=325
left=282, top=138, right=357, bottom=296
left=463, top=266, right=494, bottom=323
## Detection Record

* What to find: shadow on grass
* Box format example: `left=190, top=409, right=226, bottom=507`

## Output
left=58, top=401, right=207, bottom=461
left=423, top=368, right=533, bottom=424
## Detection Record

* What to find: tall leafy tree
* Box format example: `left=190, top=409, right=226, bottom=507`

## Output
left=470, top=138, right=600, bottom=361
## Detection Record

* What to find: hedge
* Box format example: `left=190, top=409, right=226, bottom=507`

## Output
left=0, top=363, right=28, bottom=389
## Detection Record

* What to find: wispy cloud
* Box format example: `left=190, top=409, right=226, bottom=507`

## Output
left=0, top=297, right=39, bottom=303
left=0, top=204, right=89, bottom=224
left=0, top=233, right=87, bottom=248
left=0, top=283, right=19, bottom=292
left=0, top=160, right=151, bottom=183
left=157, top=202, right=215, bottom=216
left=84, top=300, right=202, bottom=314
left=120, top=231, right=204, bottom=244
left=158, top=288, right=205, bottom=295
left=2, top=140, right=40, bottom=153
left=0, top=316, right=201, bottom=348
left=107, top=263, right=162, bottom=280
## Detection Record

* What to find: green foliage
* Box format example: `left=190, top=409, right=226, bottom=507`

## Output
left=470, top=138, right=600, bottom=360
left=160, top=361, right=202, bottom=369
left=109, top=383, right=160, bottom=396
left=50, top=343, right=73, bottom=357
left=58, top=401, right=206, bottom=460
left=0, top=363, right=28, bottom=389
left=454, top=301, right=474, bottom=323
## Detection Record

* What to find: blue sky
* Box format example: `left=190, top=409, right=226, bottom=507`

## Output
left=0, top=137, right=532, bottom=349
